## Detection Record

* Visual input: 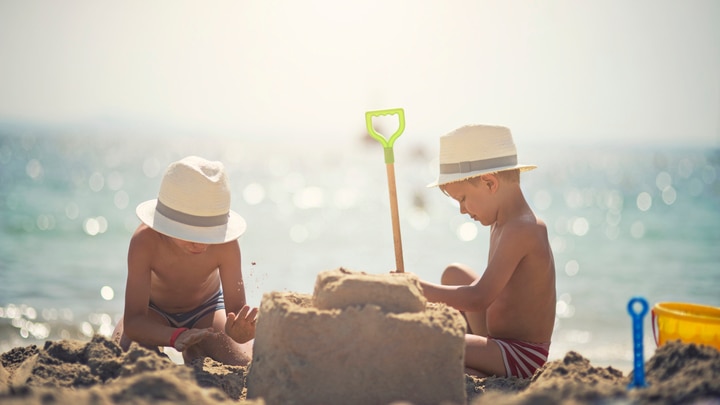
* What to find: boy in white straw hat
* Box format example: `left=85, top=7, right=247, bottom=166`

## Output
left=419, top=124, right=556, bottom=378
left=112, top=156, right=257, bottom=365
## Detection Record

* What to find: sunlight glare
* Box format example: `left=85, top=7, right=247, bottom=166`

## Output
left=243, top=182, right=266, bottom=205
left=25, top=159, right=43, bottom=180
left=293, top=187, right=325, bottom=209
left=630, top=221, right=645, bottom=239
left=655, top=171, right=672, bottom=191
left=114, top=190, right=129, bottom=209
left=333, top=187, right=359, bottom=209
left=565, top=260, right=580, bottom=276
left=88, top=171, right=104, bottom=192
left=100, top=286, right=114, bottom=300
left=289, top=224, right=309, bottom=243
left=142, top=157, right=162, bottom=178
left=533, top=190, right=552, bottom=211
left=571, top=217, right=589, bottom=236
left=456, top=222, right=478, bottom=242
left=661, top=186, right=677, bottom=205
left=636, top=192, right=652, bottom=212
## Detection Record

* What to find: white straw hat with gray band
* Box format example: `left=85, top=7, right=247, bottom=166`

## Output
left=136, top=156, right=247, bottom=244
left=427, top=124, right=536, bottom=187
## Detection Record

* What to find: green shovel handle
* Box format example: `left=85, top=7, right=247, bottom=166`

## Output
left=365, top=108, right=405, bottom=163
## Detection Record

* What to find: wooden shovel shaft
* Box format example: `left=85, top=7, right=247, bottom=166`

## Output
left=385, top=163, right=404, bottom=273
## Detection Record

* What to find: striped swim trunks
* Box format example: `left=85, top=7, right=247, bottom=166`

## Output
left=490, top=337, right=551, bottom=379
left=149, top=289, right=225, bottom=329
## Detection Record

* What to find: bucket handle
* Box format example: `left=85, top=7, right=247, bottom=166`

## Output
left=651, top=309, right=659, bottom=347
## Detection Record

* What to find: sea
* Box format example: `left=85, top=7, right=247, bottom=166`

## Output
left=1, top=123, right=719, bottom=373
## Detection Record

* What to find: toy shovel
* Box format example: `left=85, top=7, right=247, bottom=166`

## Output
left=365, top=108, right=405, bottom=273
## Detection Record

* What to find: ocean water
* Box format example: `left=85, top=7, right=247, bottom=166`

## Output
left=1, top=126, right=719, bottom=372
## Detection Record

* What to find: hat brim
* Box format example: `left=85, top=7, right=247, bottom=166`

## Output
left=427, top=164, right=537, bottom=188
left=136, top=199, right=247, bottom=244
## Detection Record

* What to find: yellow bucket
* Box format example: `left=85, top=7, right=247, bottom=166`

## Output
left=652, top=302, right=720, bottom=350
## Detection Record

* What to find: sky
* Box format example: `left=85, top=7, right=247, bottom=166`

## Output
left=0, top=0, right=719, bottom=147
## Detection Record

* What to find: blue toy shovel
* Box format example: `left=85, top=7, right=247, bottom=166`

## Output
left=365, top=108, right=405, bottom=273
left=627, top=296, right=649, bottom=388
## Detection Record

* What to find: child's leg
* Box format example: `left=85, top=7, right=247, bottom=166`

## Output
left=441, top=263, right=488, bottom=336
left=182, top=310, right=252, bottom=366
left=464, top=334, right=506, bottom=377
left=111, top=312, right=169, bottom=353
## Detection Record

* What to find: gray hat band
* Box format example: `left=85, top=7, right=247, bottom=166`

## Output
left=440, top=155, right=518, bottom=174
left=156, top=200, right=229, bottom=228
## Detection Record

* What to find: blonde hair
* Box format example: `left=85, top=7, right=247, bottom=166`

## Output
left=439, top=169, right=520, bottom=195
left=487, top=169, right=520, bottom=184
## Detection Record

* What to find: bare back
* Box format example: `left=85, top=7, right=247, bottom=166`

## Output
left=483, top=215, right=556, bottom=343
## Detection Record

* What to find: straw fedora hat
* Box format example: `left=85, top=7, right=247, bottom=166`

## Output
left=136, top=156, right=247, bottom=244
left=427, top=124, right=536, bottom=187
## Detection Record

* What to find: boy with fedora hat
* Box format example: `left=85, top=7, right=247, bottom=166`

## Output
left=112, top=155, right=257, bottom=365
left=419, top=124, right=556, bottom=378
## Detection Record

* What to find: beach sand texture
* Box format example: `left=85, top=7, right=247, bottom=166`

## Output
left=2, top=269, right=720, bottom=404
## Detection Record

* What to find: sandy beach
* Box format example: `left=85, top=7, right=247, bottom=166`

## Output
left=2, top=270, right=719, bottom=404
left=1, top=336, right=719, bottom=404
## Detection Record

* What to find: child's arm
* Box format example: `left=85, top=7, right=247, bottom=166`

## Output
left=218, top=240, right=257, bottom=343
left=422, top=222, right=535, bottom=312
left=419, top=279, right=496, bottom=314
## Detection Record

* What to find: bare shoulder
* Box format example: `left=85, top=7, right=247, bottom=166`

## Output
left=130, top=224, right=160, bottom=245
left=214, top=239, right=241, bottom=254
left=218, top=238, right=240, bottom=249
left=212, top=239, right=241, bottom=266
left=128, top=224, right=162, bottom=260
left=504, top=214, right=548, bottom=241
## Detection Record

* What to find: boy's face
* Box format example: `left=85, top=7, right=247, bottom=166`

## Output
left=169, top=237, right=210, bottom=255
left=442, top=175, right=496, bottom=226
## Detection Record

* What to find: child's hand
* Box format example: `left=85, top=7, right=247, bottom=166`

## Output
left=225, top=305, right=258, bottom=344
left=173, top=327, right=214, bottom=351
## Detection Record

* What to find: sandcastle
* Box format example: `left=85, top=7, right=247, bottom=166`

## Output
left=246, top=268, right=467, bottom=405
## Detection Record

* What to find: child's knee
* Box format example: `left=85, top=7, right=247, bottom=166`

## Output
left=111, top=318, right=131, bottom=351
left=441, top=263, right=475, bottom=285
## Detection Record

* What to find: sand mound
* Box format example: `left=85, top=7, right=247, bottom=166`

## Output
left=313, top=267, right=427, bottom=313
left=469, top=341, right=720, bottom=404
left=246, top=268, right=467, bottom=405
left=0, top=335, right=252, bottom=404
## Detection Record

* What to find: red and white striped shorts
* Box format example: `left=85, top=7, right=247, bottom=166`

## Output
left=490, top=337, right=551, bottom=379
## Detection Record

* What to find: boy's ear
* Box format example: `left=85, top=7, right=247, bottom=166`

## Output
left=481, top=174, right=499, bottom=191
